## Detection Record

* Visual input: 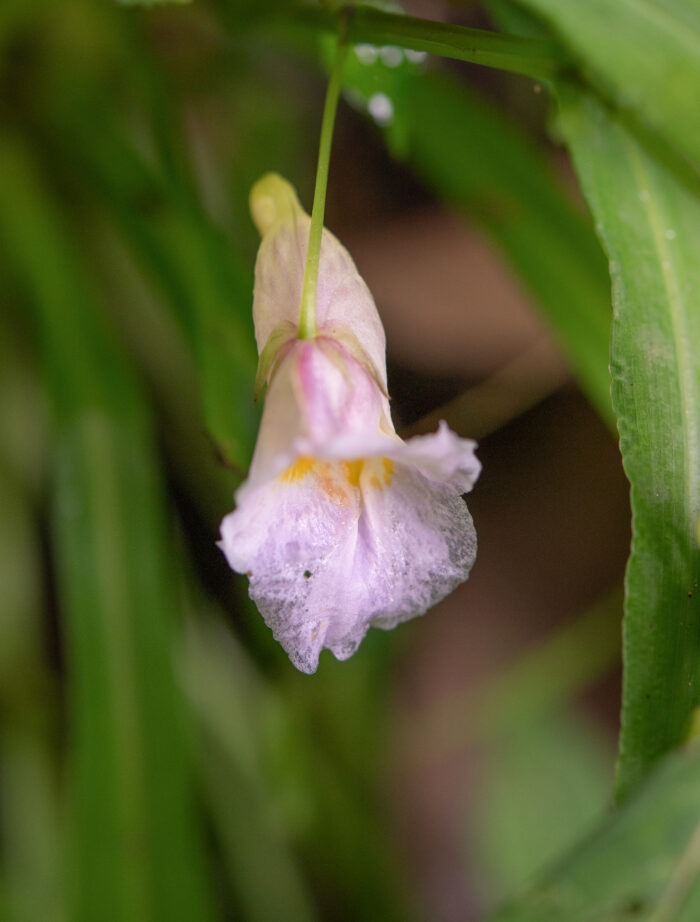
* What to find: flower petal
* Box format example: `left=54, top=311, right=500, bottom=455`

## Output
left=219, top=464, right=362, bottom=674
left=250, top=174, right=387, bottom=387
left=389, top=421, right=482, bottom=493
left=220, top=173, right=482, bottom=674
left=240, top=339, right=392, bottom=496
left=219, top=459, right=477, bottom=674
left=294, top=420, right=481, bottom=494
left=357, top=464, right=477, bottom=632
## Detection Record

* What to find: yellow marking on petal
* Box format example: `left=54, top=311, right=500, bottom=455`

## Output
left=382, top=458, right=394, bottom=485
left=280, top=458, right=351, bottom=506
left=319, top=468, right=352, bottom=506
left=280, top=456, right=394, bottom=497
left=342, top=459, right=364, bottom=487
left=280, top=457, right=316, bottom=483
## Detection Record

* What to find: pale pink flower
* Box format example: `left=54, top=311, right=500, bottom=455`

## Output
left=219, top=175, right=480, bottom=673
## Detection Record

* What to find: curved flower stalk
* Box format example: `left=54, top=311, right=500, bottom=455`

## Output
left=219, top=175, right=480, bottom=673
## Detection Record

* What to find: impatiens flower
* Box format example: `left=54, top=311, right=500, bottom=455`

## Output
left=219, top=174, right=481, bottom=674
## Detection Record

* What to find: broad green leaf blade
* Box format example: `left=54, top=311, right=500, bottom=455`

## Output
left=486, top=740, right=700, bottom=922
left=0, top=139, right=217, bottom=922
left=405, top=72, right=613, bottom=426
left=513, top=0, right=700, bottom=172
left=556, top=90, right=700, bottom=802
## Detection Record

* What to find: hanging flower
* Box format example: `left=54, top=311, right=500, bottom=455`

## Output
left=219, top=175, right=480, bottom=674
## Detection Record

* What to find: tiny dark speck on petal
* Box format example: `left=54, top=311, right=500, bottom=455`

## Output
left=304, top=570, right=312, bottom=579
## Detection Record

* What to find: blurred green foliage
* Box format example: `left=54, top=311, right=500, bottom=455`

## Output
left=1, top=2, right=700, bottom=922
left=488, top=739, right=700, bottom=921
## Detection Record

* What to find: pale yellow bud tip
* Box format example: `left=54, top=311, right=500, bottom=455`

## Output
left=249, top=173, right=306, bottom=237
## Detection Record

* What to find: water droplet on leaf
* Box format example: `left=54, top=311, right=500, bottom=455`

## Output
left=368, top=92, right=394, bottom=126
left=380, top=45, right=403, bottom=67
left=354, top=43, right=378, bottom=65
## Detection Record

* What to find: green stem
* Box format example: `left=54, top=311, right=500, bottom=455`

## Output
left=297, top=15, right=350, bottom=340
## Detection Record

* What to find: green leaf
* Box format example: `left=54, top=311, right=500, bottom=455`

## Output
left=84, top=216, right=237, bottom=522
left=305, top=27, right=612, bottom=423
left=456, top=597, right=618, bottom=907
left=299, top=746, right=419, bottom=922
left=184, top=614, right=319, bottom=922
left=51, top=103, right=259, bottom=473
left=556, top=89, right=700, bottom=802
left=185, top=608, right=413, bottom=922
left=0, top=455, right=63, bottom=922
left=486, top=739, right=700, bottom=922
left=0, top=139, right=218, bottom=922
left=323, top=32, right=430, bottom=159
left=115, top=0, right=190, bottom=6
left=157, top=211, right=260, bottom=472
left=512, top=0, right=700, bottom=172
left=471, top=713, right=611, bottom=906
left=296, top=5, right=569, bottom=81
left=404, top=72, right=613, bottom=426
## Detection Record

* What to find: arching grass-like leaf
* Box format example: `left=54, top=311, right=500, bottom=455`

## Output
left=184, top=612, right=319, bottom=922
left=296, top=5, right=568, bottom=81
left=513, top=0, right=700, bottom=172
left=405, top=72, right=613, bottom=427
left=0, top=458, right=63, bottom=922
left=312, top=41, right=613, bottom=424
left=486, top=739, right=700, bottom=921
left=47, top=97, right=259, bottom=474
left=0, top=138, right=218, bottom=922
left=557, top=89, right=700, bottom=802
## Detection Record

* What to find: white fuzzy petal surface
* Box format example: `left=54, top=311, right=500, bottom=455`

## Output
left=219, top=460, right=476, bottom=674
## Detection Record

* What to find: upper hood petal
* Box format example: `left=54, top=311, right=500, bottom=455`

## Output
left=250, top=174, right=387, bottom=390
